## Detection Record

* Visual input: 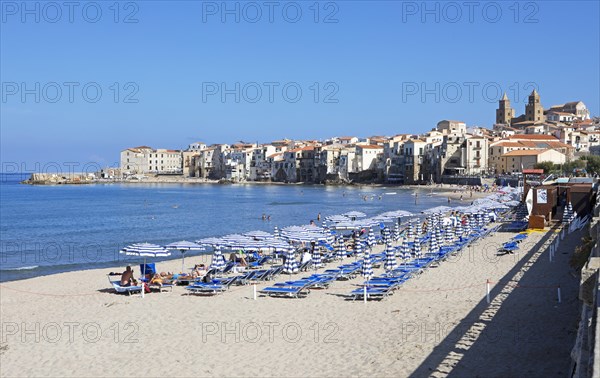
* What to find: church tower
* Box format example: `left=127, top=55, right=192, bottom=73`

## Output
left=525, top=89, right=545, bottom=122
left=496, top=93, right=515, bottom=124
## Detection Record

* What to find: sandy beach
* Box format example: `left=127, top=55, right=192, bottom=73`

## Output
left=0, top=220, right=581, bottom=377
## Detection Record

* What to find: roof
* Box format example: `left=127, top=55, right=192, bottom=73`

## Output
left=338, top=136, right=356, bottom=140
left=357, top=144, right=384, bottom=150
left=501, top=149, right=549, bottom=157
left=507, top=134, right=558, bottom=141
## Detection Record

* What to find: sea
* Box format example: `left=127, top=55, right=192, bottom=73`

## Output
left=0, top=173, right=455, bottom=282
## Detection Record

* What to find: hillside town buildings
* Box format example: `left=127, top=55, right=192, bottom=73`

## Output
left=120, top=91, right=598, bottom=183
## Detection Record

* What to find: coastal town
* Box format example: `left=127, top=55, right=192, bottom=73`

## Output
left=113, top=91, right=597, bottom=185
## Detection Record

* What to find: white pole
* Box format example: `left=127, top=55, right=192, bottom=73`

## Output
left=363, top=284, right=367, bottom=304
left=253, top=283, right=257, bottom=300
left=141, top=257, right=146, bottom=298
left=557, top=286, right=562, bottom=303
left=486, top=279, right=490, bottom=304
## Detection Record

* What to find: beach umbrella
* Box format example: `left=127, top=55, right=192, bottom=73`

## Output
left=336, top=237, right=346, bottom=260
left=361, top=250, right=373, bottom=279
left=165, top=240, right=203, bottom=274
left=384, top=243, right=397, bottom=271
left=401, top=238, right=411, bottom=260
left=464, top=217, right=471, bottom=235
left=407, top=220, right=414, bottom=240
left=393, top=223, right=400, bottom=241
left=415, top=221, right=422, bottom=238
left=483, top=212, right=490, bottom=225
left=120, top=243, right=171, bottom=298
left=429, top=230, right=439, bottom=254
left=209, top=245, right=226, bottom=272
left=354, top=240, right=364, bottom=259
left=366, top=228, right=376, bottom=249
left=273, top=226, right=280, bottom=238
left=413, top=238, right=421, bottom=257
left=444, top=223, right=453, bottom=244
left=382, top=227, right=392, bottom=245
left=312, top=245, right=322, bottom=268
left=343, top=211, right=367, bottom=220
left=455, top=222, right=463, bottom=240
left=435, top=224, right=442, bottom=243
left=282, top=249, right=299, bottom=274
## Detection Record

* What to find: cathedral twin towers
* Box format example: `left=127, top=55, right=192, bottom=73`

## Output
left=496, top=90, right=545, bottom=125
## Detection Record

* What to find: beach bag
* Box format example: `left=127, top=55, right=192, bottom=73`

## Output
left=143, top=282, right=151, bottom=293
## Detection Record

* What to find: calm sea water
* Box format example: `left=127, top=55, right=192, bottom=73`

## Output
left=0, top=173, right=453, bottom=282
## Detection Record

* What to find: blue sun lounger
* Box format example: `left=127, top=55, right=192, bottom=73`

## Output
left=349, top=286, right=394, bottom=301
left=107, top=276, right=143, bottom=296
left=260, top=282, right=312, bottom=298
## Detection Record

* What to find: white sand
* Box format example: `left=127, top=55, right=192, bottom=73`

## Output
left=0, top=225, right=580, bottom=377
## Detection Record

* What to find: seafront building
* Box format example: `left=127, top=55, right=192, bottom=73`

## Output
left=119, top=91, right=598, bottom=183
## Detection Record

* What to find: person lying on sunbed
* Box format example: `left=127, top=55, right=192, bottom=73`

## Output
left=120, top=266, right=137, bottom=286
left=229, top=251, right=248, bottom=266
left=191, top=264, right=207, bottom=278
left=150, top=273, right=164, bottom=287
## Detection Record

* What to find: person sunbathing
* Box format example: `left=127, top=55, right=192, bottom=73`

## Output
left=191, top=264, right=207, bottom=278
left=120, top=266, right=136, bottom=286
left=150, top=273, right=163, bottom=286
left=229, top=252, right=247, bottom=267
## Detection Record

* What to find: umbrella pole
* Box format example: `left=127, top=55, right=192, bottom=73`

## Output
left=181, top=249, right=185, bottom=274
left=141, top=257, right=146, bottom=298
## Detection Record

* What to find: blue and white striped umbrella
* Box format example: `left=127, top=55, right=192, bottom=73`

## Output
left=444, top=223, right=454, bottom=244
left=209, top=245, right=226, bottom=272
left=366, top=228, right=376, bottom=249
left=455, top=222, right=463, bottom=239
left=165, top=240, right=203, bottom=274
left=355, top=240, right=364, bottom=258
left=336, top=237, right=346, bottom=260
left=464, top=217, right=471, bottom=235
left=119, top=243, right=171, bottom=298
left=120, top=242, right=170, bottom=258
left=407, top=220, right=414, bottom=240
left=384, top=243, right=397, bottom=271
left=283, top=249, right=299, bottom=274
left=273, top=226, right=280, bottom=238
left=312, top=246, right=322, bottom=268
left=435, top=224, right=442, bottom=243
left=477, top=213, right=484, bottom=228
left=361, top=250, right=373, bottom=279
left=415, top=221, right=422, bottom=238
left=393, top=223, right=400, bottom=241
left=484, top=213, right=490, bottom=225
left=413, top=239, right=421, bottom=257
left=429, top=230, right=439, bottom=254
left=402, top=239, right=412, bottom=260
left=382, top=227, right=391, bottom=245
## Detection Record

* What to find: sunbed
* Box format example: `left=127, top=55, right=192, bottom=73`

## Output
left=107, top=276, right=143, bottom=296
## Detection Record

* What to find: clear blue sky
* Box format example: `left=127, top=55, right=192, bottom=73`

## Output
left=1, top=0, right=599, bottom=169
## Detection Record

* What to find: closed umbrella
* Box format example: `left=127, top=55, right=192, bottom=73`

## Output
left=336, top=237, right=345, bottom=260
left=393, top=223, right=400, bottom=241
left=407, top=220, right=414, bottom=240
left=384, top=243, right=397, bottom=272
left=209, top=245, right=226, bottom=272
left=283, top=249, right=299, bottom=274
left=444, top=223, right=453, bottom=244
left=361, top=250, right=373, bottom=279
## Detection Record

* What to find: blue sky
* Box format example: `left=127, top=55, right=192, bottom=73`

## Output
left=1, top=0, right=599, bottom=169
